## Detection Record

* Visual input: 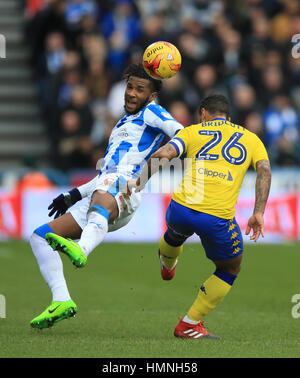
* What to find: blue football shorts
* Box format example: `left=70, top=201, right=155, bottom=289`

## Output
left=165, top=199, right=244, bottom=261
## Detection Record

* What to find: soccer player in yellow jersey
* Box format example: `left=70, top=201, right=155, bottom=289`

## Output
left=128, top=94, right=271, bottom=339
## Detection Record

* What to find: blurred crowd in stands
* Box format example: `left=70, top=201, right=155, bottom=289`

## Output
left=23, top=0, right=300, bottom=171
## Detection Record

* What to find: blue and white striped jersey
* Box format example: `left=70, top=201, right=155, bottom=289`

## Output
left=99, top=101, right=183, bottom=178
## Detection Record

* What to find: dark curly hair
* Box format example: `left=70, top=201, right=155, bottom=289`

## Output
left=123, top=63, right=162, bottom=93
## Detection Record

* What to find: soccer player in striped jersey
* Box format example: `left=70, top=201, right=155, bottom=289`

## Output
left=128, top=94, right=271, bottom=339
left=29, top=64, right=184, bottom=329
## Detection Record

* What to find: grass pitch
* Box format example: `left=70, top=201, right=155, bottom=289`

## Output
left=0, top=240, right=300, bottom=358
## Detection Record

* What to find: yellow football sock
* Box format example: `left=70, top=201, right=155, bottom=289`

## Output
left=159, top=234, right=183, bottom=269
left=187, top=270, right=236, bottom=322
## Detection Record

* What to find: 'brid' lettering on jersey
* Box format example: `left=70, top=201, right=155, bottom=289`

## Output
left=99, top=101, right=183, bottom=178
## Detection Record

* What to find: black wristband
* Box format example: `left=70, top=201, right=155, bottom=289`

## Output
left=69, top=188, right=82, bottom=204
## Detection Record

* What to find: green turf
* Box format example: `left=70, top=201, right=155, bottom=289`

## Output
left=0, top=240, right=300, bottom=358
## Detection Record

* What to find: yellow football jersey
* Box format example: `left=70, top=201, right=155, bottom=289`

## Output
left=169, top=118, right=269, bottom=219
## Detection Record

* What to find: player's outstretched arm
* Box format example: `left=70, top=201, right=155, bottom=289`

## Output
left=127, top=143, right=178, bottom=193
left=245, top=159, right=271, bottom=242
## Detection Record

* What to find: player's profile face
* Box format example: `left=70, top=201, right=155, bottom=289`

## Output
left=124, top=76, right=156, bottom=114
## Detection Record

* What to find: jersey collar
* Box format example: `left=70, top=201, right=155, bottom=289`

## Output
left=212, top=117, right=227, bottom=121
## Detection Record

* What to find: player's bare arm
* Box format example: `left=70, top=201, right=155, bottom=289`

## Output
left=253, top=159, right=272, bottom=214
left=128, top=143, right=178, bottom=193
left=246, top=159, right=271, bottom=242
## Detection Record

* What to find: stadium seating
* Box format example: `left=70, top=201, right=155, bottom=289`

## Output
left=0, top=0, right=48, bottom=169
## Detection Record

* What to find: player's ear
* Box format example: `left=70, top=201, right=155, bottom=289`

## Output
left=199, top=107, right=206, bottom=122
left=197, top=108, right=202, bottom=123
left=227, top=116, right=231, bottom=122
left=149, top=91, right=158, bottom=102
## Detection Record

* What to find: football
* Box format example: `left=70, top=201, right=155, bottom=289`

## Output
left=142, top=41, right=181, bottom=80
